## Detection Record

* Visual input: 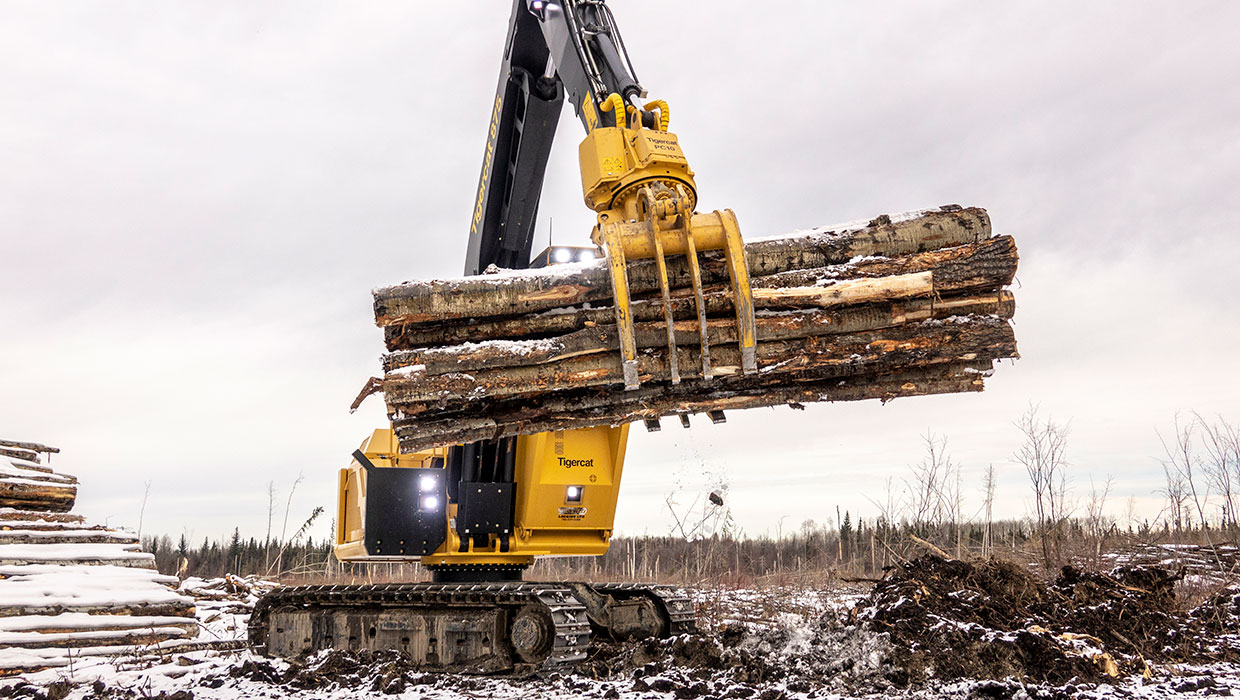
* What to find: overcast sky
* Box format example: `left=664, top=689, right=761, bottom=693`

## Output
left=2, top=2, right=1237, bottom=543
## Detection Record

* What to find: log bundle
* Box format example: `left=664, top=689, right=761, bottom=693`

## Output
left=0, top=441, right=198, bottom=674
left=367, top=206, right=1020, bottom=452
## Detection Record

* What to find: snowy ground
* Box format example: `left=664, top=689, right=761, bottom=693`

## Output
left=3, top=580, right=1240, bottom=699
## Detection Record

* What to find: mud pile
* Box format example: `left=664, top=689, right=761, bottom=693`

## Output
left=854, top=555, right=1236, bottom=684
left=163, top=558, right=1240, bottom=697
left=225, top=650, right=450, bottom=695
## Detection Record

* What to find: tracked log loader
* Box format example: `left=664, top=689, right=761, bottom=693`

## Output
left=253, top=0, right=787, bottom=671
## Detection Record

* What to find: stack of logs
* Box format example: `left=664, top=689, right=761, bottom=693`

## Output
left=0, top=439, right=198, bottom=674
left=367, top=205, right=1020, bottom=453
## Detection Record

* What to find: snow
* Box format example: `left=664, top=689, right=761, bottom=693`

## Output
left=0, top=529, right=135, bottom=541
left=747, top=207, right=950, bottom=243
left=0, top=613, right=195, bottom=633
left=0, top=475, right=77, bottom=489
left=376, top=257, right=602, bottom=295
left=0, top=462, right=75, bottom=483
left=0, top=563, right=190, bottom=609
left=2, top=583, right=1239, bottom=699
left=0, top=543, right=152, bottom=563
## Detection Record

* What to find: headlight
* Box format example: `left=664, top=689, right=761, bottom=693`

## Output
left=418, top=474, right=437, bottom=492
left=553, top=248, right=573, bottom=263
left=565, top=485, right=583, bottom=503
left=420, top=494, right=441, bottom=511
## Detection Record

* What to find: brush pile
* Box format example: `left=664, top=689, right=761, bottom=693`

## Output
left=367, top=206, right=1019, bottom=452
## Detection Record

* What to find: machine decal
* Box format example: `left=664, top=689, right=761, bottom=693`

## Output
left=558, top=457, right=594, bottom=467
left=582, top=96, right=598, bottom=131
left=558, top=507, right=587, bottom=520
left=470, top=95, right=504, bottom=236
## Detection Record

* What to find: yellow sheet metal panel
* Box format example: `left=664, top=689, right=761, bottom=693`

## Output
left=578, top=127, right=628, bottom=208
left=512, top=425, right=629, bottom=555
left=631, top=129, right=690, bottom=171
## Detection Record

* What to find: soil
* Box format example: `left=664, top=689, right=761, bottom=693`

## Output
left=13, top=556, right=1237, bottom=699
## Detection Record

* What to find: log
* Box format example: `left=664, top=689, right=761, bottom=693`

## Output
left=382, top=317, right=1015, bottom=446
left=0, top=440, right=59, bottom=455
left=390, top=363, right=993, bottom=452
left=383, top=291, right=1015, bottom=376
left=381, top=234, right=1017, bottom=351
left=0, top=480, right=76, bottom=513
left=0, top=447, right=40, bottom=464
left=373, top=205, right=990, bottom=325
left=381, top=316, right=1017, bottom=404
left=0, top=509, right=85, bottom=524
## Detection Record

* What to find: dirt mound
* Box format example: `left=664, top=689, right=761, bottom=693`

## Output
left=580, top=613, right=900, bottom=698
left=854, top=554, right=1235, bottom=684
left=227, top=649, right=439, bottom=694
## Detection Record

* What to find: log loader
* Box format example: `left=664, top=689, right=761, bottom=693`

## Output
left=251, top=0, right=763, bottom=672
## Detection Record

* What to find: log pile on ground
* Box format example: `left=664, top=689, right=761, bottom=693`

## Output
left=367, top=205, right=1020, bottom=452
left=0, top=439, right=198, bottom=675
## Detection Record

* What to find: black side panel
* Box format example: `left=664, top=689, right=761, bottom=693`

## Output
left=363, top=466, right=447, bottom=557
left=457, top=482, right=514, bottom=540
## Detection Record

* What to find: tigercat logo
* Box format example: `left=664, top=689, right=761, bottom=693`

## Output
left=646, top=136, right=678, bottom=152
left=558, top=457, right=594, bottom=468
left=470, top=95, right=504, bottom=235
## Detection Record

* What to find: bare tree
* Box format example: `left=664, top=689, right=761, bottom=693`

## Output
left=1013, top=403, right=1071, bottom=567
left=906, top=430, right=957, bottom=530
left=1198, top=414, right=1239, bottom=539
left=1158, top=413, right=1209, bottom=535
left=137, top=480, right=152, bottom=540
left=263, top=481, right=276, bottom=572
left=1084, top=474, right=1114, bottom=559
left=981, top=464, right=996, bottom=557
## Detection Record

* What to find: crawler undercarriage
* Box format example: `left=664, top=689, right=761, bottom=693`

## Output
left=249, top=581, right=694, bottom=673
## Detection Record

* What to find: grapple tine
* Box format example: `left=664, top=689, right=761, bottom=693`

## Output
left=682, top=231, right=713, bottom=380
left=650, top=230, right=680, bottom=385
left=600, top=220, right=641, bottom=390
left=719, top=209, right=758, bottom=375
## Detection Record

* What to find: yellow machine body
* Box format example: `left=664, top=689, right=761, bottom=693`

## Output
left=334, top=425, right=629, bottom=567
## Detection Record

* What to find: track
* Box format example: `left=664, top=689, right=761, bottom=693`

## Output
left=249, top=581, right=694, bottom=674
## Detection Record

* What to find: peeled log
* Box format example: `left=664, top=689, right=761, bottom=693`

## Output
left=373, top=206, right=990, bottom=326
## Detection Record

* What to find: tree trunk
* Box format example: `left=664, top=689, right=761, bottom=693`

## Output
left=373, top=206, right=990, bottom=325
left=381, top=234, right=1017, bottom=352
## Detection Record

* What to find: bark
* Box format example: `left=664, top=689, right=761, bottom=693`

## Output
left=384, top=292, right=1015, bottom=375
left=0, top=510, right=85, bottom=524
left=0, top=532, right=138, bottom=546
left=389, top=363, right=991, bottom=453
left=0, top=447, right=41, bottom=464
left=373, top=206, right=990, bottom=325
left=381, top=234, right=1017, bottom=351
left=0, top=480, right=77, bottom=513
left=0, top=602, right=196, bottom=620
left=0, top=439, right=60, bottom=454
left=380, top=316, right=1016, bottom=404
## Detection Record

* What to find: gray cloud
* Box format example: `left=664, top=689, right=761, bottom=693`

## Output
left=2, top=2, right=1237, bottom=540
